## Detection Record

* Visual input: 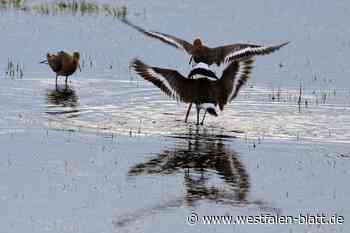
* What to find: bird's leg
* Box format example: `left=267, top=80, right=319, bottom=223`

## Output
left=189, top=56, right=193, bottom=65
left=196, top=105, right=200, bottom=125
left=184, top=103, right=192, bottom=123
left=184, top=71, right=195, bottom=122
left=200, top=110, right=207, bottom=125
left=55, top=75, right=58, bottom=87
left=65, top=76, right=68, bottom=86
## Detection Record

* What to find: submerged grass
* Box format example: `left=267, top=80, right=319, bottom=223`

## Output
left=35, top=0, right=127, bottom=19
left=5, top=58, right=24, bottom=79
left=0, top=0, right=29, bottom=11
left=265, top=81, right=344, bottom=113
left=1, top=0, right=127, bottom=19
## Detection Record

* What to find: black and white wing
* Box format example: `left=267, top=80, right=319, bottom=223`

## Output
left=131, top=59, right=194, bottom=102
left=224, top=58, right=255, bottom=102
left=122, top=19, right=193, bottom=54
left=223, top=42, right=290, bottom=63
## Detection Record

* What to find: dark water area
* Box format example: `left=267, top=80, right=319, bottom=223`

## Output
left=0, top=0, right=349, bottom=232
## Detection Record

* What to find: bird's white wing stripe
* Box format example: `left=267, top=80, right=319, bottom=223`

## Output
left=224, top=46, right=267, bottom=63
left=147, top=67, right=180, bottom=100
left=193, top=62, right=210, bottom=70
left=227, top=60, right=251, bottom=102
left=148, top=32, right=187, bottom=52
left=190, top=62, right=218, bottom=80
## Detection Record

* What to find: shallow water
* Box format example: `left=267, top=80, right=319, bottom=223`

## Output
left=0, top=1, right=350, bottom=232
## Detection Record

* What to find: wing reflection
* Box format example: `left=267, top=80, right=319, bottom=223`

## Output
left=129, top=136, right=249, bottom=206
left=115, top=132, right=278, bottom=228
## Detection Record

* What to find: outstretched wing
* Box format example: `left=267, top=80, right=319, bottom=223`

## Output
left=210, top=43, right=259, bottom=65
left=222, top=58, right=255, bottom=102
left=131, top=59, right=194, bottom=102
left=122, top=19, right=193, bottom=54
left=222, top=42, right=289, bottom=64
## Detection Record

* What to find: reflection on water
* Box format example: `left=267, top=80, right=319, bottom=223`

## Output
left=46, top=85, right=80, bottom=116
left=115, top=131, right=277, bottom=228
left=46, top=85, right=78, bottom=107
left=129, top=133, right=249, bottom=206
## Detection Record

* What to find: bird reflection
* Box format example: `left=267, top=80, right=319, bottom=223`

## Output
left=115, top=131, right=278, bottom=229
left=129, top=133, right=249, bottom=206
left=46, top=85, right=80, bottom=116
left=184, top=143, right=249, bottom=206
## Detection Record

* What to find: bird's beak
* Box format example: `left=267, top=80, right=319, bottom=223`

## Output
left=78, top=64, right=81, bottom=72
left=39, top=60, right=47, bottom=64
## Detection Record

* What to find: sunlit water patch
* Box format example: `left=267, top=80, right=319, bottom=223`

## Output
left=40, top=78, right=349, bottom=143
left=1, top=74, right=348, bottom=144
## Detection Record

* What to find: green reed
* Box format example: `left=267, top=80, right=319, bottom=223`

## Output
left=2, top=0, right=127, bottom=19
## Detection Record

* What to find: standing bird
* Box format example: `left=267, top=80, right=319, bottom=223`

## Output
left=131, top=58, right=254, bottom=125
left=121, top=19, right=289, bottom=120
left=40, top=51, right=81, bottom=86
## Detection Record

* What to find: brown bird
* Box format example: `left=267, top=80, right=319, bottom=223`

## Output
left=131, top=58, right=254, bottom=125
left=122, top=19, right=289, bottom=121
left=121, top=19, right=289, bottom=66
left=40, top=51, right=81, bottom=86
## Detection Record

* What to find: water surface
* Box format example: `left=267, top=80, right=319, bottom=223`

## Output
left=0, top=1, right=349, bottom=232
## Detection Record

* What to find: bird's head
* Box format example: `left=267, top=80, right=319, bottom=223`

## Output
left=193, top=38, right=203, bottom=48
